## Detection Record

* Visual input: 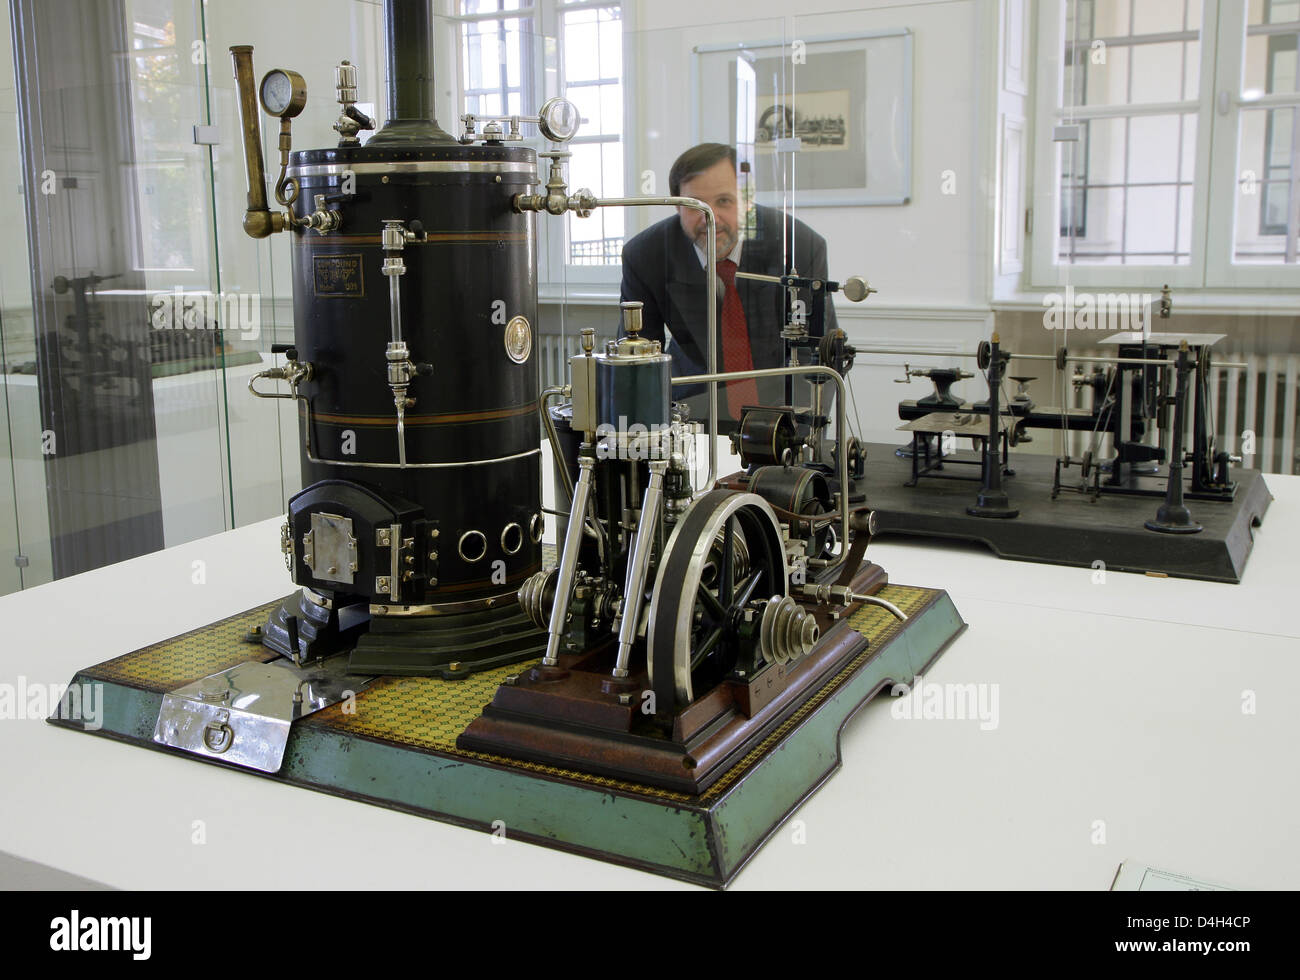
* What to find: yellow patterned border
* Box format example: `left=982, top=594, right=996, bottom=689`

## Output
left=82, top=602, right=282, bottom=689
left=79, top=585, right=940, bottom=805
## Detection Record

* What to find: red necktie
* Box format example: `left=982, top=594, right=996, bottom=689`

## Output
left=717, top=258, right=759, bottom=419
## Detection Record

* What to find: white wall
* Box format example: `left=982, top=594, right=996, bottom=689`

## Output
left=629, top=0, right=994, bottom=309
left=614, top=0, right=1000, bottom=442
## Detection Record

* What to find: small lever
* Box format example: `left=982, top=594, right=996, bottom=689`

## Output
left=285, top=614, right=301, bottom=665
left=345, top=104, right=376, bottom=130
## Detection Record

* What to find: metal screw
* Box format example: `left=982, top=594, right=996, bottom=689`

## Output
left=617, top=693, right=633, bottom=706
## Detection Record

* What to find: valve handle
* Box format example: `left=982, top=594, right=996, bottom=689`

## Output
left=344, top=104, right=376, bottom=130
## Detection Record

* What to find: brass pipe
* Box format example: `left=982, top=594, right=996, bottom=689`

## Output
left=230, top=45, right=283, bottom=239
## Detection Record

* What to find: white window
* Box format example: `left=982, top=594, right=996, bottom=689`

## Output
left=458, top=2, right=532, bottom=118
left=127, top=4, right=210, bottom=278
left=1030, top=0, right=1300, bottom=292
left=453, top=0, right=627, bottom=288
left=1206, top=0, right=1300, bottom=286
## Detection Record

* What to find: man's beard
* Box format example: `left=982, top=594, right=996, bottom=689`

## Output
left=695, top=225, right=737, bottom=257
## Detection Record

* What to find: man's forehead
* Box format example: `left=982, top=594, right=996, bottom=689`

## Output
left=680, top=159, right=737, bottom=197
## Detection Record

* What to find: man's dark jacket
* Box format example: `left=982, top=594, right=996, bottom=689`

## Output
left=619, top=204, right=838, bottom=422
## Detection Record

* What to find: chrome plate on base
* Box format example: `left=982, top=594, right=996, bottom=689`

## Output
left=152, top=656, right=372, bottom=773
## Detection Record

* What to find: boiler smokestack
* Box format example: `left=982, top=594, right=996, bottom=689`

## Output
left=369, top=0, right=455, bottom=145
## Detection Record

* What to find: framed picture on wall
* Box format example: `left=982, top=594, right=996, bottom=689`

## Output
left=692, top=29, right=913, bottom=207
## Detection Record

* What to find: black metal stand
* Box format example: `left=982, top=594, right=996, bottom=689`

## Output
left=1145, top=343, right=1203, bottom=535
left=897, top=367, right=965, bottom=458
left=967, top=337, right=1019, bottom=519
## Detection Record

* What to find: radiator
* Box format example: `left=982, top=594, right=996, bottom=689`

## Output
left=537, top=331, right=586, bottom=393
left=1064, top=351, right=1299, bottom=477
left=1215, top=352, right=1299, bottom=477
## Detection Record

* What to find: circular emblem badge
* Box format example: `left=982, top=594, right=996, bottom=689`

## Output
left=504, top=315, right=532, bottom=364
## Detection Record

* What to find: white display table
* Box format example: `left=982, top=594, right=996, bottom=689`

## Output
left=1, top=464, right=1295, bottom=890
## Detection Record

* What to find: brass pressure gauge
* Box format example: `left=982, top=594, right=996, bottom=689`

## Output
left=260, top=69, right=307, bottom=118
left=537, top=97, right=581, bottom=142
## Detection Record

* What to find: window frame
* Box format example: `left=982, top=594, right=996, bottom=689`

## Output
left=451, top=0, right=631, bottom=292
left=1258, top=28, right=1296, bottom=236
left=1203, top=0, right=1300, bottom=287
left=1028, top=0, right=1220, bottom=291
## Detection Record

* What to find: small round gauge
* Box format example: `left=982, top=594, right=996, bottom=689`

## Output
left=537, top=97, right=581, bottom=142
left=259, top=69, right=307, bottom=119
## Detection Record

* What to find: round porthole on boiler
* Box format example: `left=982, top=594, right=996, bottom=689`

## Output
left=458, top=530, right=488, bottom=563
left=501, top=522, right=524, bottom=555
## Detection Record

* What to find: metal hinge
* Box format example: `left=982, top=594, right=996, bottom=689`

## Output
left=280, top=521, right=293, bottom=572
left=14, top=554, right=29, bottom=568
left=193, top=124, right=220, bottom=146
left=1025, top=207, right=1033, bottom=236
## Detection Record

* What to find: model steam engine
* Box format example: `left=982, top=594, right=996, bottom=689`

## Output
left=153, top=0, right=915, bottom=796
left=457, top=291, right=902, bottom=792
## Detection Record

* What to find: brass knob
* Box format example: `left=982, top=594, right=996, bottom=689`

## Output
left=620, top=301, right=644, bottom=337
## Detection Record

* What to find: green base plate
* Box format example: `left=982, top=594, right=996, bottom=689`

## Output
left=49, top=585, right=965, bottom=888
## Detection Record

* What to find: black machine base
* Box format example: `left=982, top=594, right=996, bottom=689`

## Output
left=348, top=603, right=546, bottom=679
left=966, top=489, right=1020, bottom=520
left=1145, top=502, right=1204, bottom=535
left=259, top=589, right=545, bottom=678
left=260, top=589, right=369, bottom=660
left=861, top=443, right=1272, bottom=583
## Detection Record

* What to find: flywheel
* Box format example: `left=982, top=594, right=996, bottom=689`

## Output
left=646, top=490, right=790, bottom=708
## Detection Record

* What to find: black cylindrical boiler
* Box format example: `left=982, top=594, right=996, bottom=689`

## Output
left=259, top=0, right=546, bottom=674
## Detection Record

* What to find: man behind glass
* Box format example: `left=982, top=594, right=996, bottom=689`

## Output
left=619, top=142, right=838, bottom=431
